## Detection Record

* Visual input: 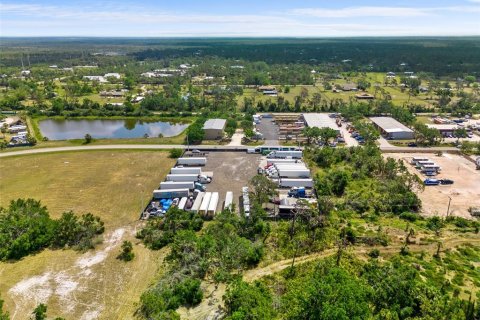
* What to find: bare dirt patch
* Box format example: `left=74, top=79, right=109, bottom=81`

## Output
left=384, top=152, right=480, bottom=219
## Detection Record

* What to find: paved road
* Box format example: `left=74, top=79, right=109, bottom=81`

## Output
left=0, top=144, right=250, bottom=158
left=256, top=118, right=279, bottom=146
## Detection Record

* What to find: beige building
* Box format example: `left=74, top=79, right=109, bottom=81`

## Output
left=203, top=119, right=226, bottom=140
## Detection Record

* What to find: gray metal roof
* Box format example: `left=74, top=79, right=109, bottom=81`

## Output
left=203, top=119, right=226, bottom=130
left=302, top=113, right=339, bottom=131
left=370, top=117, right=413, bottom=133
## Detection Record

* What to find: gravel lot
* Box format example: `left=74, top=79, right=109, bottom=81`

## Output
left=202, top=151, right=261, bottom=213
left=384, top=153, right=480, bottom=219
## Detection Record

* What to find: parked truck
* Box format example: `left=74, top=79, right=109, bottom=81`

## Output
left=278, top=178, right=314, bottom=188
left=153, top=188, right=189, bottom=199
left=288, top=187, right=311, bottom=198
left=171, top=167, right=202, bottom=175
left=166, top=174, right=212, bottom=183
left=177, top=157, right=207, bottom=166
left=269, top=169, right=310, bottom=178
left=266, top=150, right=303, bottom=159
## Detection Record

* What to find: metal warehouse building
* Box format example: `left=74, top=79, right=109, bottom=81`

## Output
left=370, top=117, right=414, bottom=140
left=203, top=119, right=226, bottom=140
left=301, top=113, right=340, bottom=133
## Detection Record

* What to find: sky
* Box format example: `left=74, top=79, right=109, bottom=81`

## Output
left=1, top=0, right=480, bottom=37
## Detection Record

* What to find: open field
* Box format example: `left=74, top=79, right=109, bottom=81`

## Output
left=0, top=151, right=175, bottom=319
left=384, top=152, right=480, bottom=219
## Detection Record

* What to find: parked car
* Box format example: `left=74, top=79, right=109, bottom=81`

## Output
left=192, top=149, right=201, bottom=154
left=407, top=142, right=417, bottom=147
left=440, top=179, right=454, bottom=185
left=424, top=178, right=440, bottom=186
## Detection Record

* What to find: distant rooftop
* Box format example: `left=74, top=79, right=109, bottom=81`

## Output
left=203, top=119, right=226, bottom=130
left=370, top=117, right=413, bottom=133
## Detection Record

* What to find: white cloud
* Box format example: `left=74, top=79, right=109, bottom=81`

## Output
left=291, top=6, right=431, bottom=18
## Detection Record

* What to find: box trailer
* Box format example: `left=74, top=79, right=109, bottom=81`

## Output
left=224, top=191, right=234, bottom=211
left=160, top=181, right=195, bottom=190
left=279, top=178, right=314, bottom=188
left=177, top=157, right=207, bottom=166
left=266, top=150, right=303, bottom=159
left=207, top=192, right=219, bottom=217
left=270, top=169, right=310, bottom=178
left=171, top=167, right=202, bottom=175
left=166, top=174, right=211, bottom=183
left=190, top=192, right=205, bottom=213
left=178, top=197, right=188, bottom=210
left=267, top=158, right=301, bottom=166
left=153, top=188, right=189, bottom=199
left=199, top=192, right=212, bottom=215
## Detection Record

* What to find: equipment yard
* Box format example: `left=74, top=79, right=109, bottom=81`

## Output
left=385, top=152, right=480, bottom=219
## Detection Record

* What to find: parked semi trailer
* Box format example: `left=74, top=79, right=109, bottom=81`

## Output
left=270, top=169, right=310, bottom=178
left=207, top=192, right=219, bottom=217
left=199, top=192, right=212, bottom=215
left=171, top=167, right=203, bottom=174
left=177, top=157, right=207, bottom=166
left=278, top=178, right=314, bottom=188
left=266, top=150, right=303, bottom=159
left=190, top=192, right=205, bottom=213
left=166, top=174, right=212, bottom=183
left=153, top=188, right=189, bottom=199
left=266, top=158, right=302, bottom=166
left=178, top=197, right=188, bottom=210
left=224, top=191, right=233, bottom=211
left=160, top=181, right=195, bottom=190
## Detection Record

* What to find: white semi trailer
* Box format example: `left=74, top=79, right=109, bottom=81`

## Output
left=177, top=157, right=207, bottom=166
left=207, top=192, right=219, bottom=217
left=224, top=191, right=234, bottom=211
left=166, top=174, right=211, bottom=183
left=199, top=192, right=212, bottom=215
left=171, top=167, right=203, bottom=175
left=266, top=150, right=302, bottom=159
left=270, top=169, right=311, bottom=178
left=278, top=178, right=314, bottom=188
left=266, top=158, right=301, bottom=166
left=178, top=197, right=188, bottom=210
left=160, top=181, right=195, bottom=190
left=153, top=188, right=189, bottom=199
left=190, top=192, right=205, bottom=213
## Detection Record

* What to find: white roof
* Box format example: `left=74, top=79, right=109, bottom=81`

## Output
left=302, top=113, right=338, bottom=131
left=203, top=119, right=226, bottom=130
left=370, top=117, right=413, bottom=133
left=426, top=124, right=458, bottom=130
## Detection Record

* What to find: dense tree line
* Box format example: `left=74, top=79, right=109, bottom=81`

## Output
left=0, top=199, right=105, bottom=260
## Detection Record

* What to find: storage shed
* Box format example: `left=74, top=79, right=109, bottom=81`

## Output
left=301, top=113, right=340, bottom=134
left=370, top=116, right=414, bottom=140
left=203, top=119, right=227, bottom=140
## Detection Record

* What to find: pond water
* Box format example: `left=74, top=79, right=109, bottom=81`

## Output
left=39, top=119, right=189, bottom=140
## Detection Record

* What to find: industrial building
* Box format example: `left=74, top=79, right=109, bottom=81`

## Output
left=203, top=119, right=226, bottom=140
left=426, top=124, right=457, bottom=137
left=370, top=117, right=414, bottom=140
left=301, top=113, right=340, bottom=133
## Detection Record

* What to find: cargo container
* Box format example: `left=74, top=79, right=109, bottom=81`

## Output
left=177, top=157, right=207, bottom=166
left=190, top=192, right=205, bottom=213
left=153, top=188, right=189, bottom=199
left=160, top=181, right=195, bottom=190
left=199, top=192, right=212, bottom=215
left=207, top=192, right=219, bottom=216
left=166, top=174, right=211, bottom=183
left=178, top=197, right=188, bottom=210
left=266, top=150, right=303, bottom=159
left=278, top=178, right=314, bottom=188
left=171, top=167, right=202, bottom=175
left=224, top=191, right=234, bottom=211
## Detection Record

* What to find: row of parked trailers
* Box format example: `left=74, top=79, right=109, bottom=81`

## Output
left=265, top=158, right=314, bottom=188
left=410, top=157, right=442, bottom=175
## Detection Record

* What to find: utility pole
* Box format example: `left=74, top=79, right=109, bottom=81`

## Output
left=446, top=196, right=452, bottom=217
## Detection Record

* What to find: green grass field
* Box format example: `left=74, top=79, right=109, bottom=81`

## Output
left=0, top=151, right=175, bottom=319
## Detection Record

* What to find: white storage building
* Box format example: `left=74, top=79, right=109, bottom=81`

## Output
left=370, top=117, right=414, bottom=140
left=301, top=113, right=340, bottom=133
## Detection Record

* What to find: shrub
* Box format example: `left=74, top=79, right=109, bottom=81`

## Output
left=169, top=148, right=183, bottom=159
left=399, top=212, right=418, bottom=222
left=368, top=249, right=380, bottom=258
left=117, top=240, right=134, bottom=261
